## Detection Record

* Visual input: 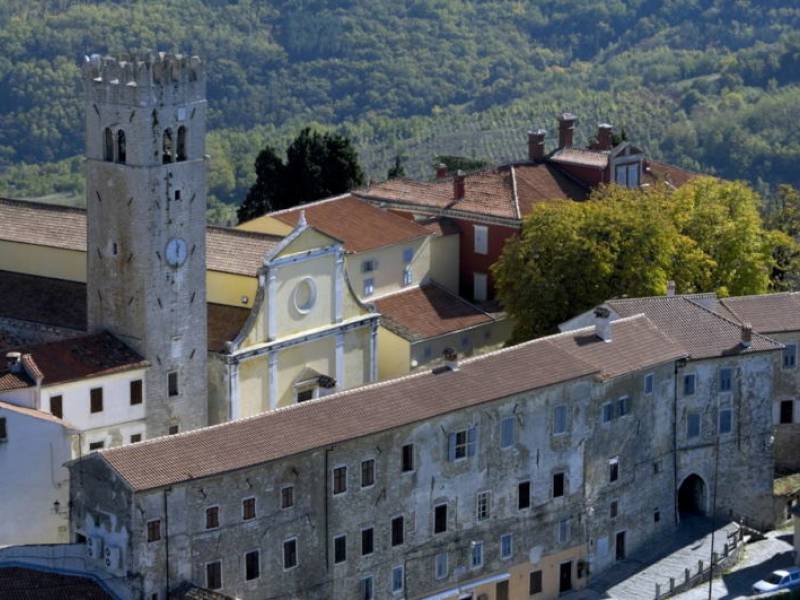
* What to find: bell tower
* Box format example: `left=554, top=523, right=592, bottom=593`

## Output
left=83, top=53, right=208, bottom=436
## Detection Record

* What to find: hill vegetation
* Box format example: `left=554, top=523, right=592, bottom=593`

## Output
left=1, top=0, right=799, bottom=220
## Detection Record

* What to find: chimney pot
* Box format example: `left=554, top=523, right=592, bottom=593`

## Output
left=528, top=129, right=547, bottom=162
left=5, top=351, right=22, bottom=372
left=597, top=123, right=614, bottom=151
left=558, top=113, right=577, bottom=149
left=741, top=323, right=753, bottom=348
left=453, top=170, right=466, bottom=200
left=436, top=163, right=449, bottom=179
left=594, top=306, right=612, bottom=342
left=442, top=347, right=459, bottom=371
left=666, top=280, right=676, bottom=296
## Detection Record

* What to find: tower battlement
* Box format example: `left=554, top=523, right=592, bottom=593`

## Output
left=83, top=52, right=205, bottom=106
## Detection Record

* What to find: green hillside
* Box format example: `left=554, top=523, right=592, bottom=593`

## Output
left=1, top=0, right=799, bottom=219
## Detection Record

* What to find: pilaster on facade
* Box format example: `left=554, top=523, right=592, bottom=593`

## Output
left=268, top=351, right=278, bottom=411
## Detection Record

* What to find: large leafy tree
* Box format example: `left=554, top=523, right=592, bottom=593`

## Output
left=237, top=128, right=364, bottom=223
left=494, top=178, right=797, bottom=341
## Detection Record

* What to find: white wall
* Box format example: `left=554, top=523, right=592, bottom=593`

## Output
left=0, top=386, right=37, bottom=409
left=0, top=406, right=72, bottom=545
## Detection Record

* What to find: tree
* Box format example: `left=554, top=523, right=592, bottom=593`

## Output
left=237, top=128, right=364, bottom=223
left=387, top=154, right=406, bottom=179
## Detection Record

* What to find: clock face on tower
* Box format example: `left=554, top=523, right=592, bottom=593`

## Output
left=165, top=237, right=188, bottom=267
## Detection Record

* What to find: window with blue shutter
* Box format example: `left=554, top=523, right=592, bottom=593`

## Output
left=683, top=374, right=696, bottom=396
left=553, top=405, right=567, bottom=434
left=500, top=417, right=515, bottom=449
left=448, top=426, right=478, bottom=460
left=784, top=344, right=797, bottom=369
left=720, top=368, right=732, bottom=392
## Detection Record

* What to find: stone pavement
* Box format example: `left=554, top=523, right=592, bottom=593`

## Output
left=566, top=518, right=740, bottom=600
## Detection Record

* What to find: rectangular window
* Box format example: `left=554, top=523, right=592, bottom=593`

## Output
left=434, top=503, right=448, bottom=534
left=283, top=538, right=297, bottom=569
left=402, top=266, right=413, bottom=287
left=168, top=371, right=179, bottom=397
left=296, top=388, right=314, bottom=403
left=130, top=433, right=142, bottom=444
left=644, top=373, right=654, bottom=395
left=50, top=395, right=63, bottom=419
left=206, top=506, right=219, bottom=530
left=402, top=248, right=414, bottom=263
left=361, top=259, right=378, bottom=273
left=147, top=520, right=161, bottom=542
left=473, top=272, right=488, bottom=302
left=245, top=550, right=259, bottom=581
left=391, top=516, right=404, bottom=546
left=363, top=278, right=375, bottom=297
left=281, top=485, right=294, bottom=509
left=654, top=510, right=661, bottom=523
left=602, top=402, right=614, bottom=423
left=168, top=425, right=179, bottom=435
left=361, top=528, right=374, bottom=556
left=476, top=491, right=491, bottom=521
left=518, top=481, right=531, bottom=510
left=473, top=225, right=488, bottom=255
left=609, top=457, right=619, bottom=483
left=529, top=570, right=543, bottom=594
left=781, top=400, right=794, bottom=424
left=784, top=344, right=797, bottom=369
left=471, top=541, right=484, bottom=569
left=334, top=534, right=347, bottom=564
left=719, top=368, right=733, bottom=392
left=559, top=518, right=570, bottom=543
left=333, top=466, right=347, bottom=495
left=617, top=396, right=630, bottom=417
left=610, top=500, right=618, bottom=519
left=360, top=576, right=374, bottom=600
left=500, top=416, right=515, bottom=449
left=206, top=561, right=222, bottom=590
left=615, top=164, right=627, bottom=186
left=242, top=497, right=256, bottom=521
left=553, top=405, right=567, bottom=434
left=627, top=163, right=640, bottom=187
left=683, top=374, right=696, bottom=396
left=0, top=419, right=6, bottom=442
left=90, top=387, right=103, bottom=413
left=719, top=404, right=733, bottom=434
left=391, top=565, right=404, bottom=593
left=500, top=533, right=513, bottom=559
left=435, top=552, right=448, bottom=580
left=130, top=379, right=143, bottom=405
left=687, top=413, right=701, bottom=438
left=361, top=459, right=375, bottom=488
left=401, top=444, right=414, bottom=472
left=553, top=472, right=565, bottom=498
left=88, top=440, right=105, bottom=451
left=448, top=426, right=477, bottom=460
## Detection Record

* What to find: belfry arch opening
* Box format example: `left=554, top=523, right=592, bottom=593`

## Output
left=163, top=128, right=173, bottom=164
left=678, top=473, right=707, bottom=517
left=104, top=127, right=114, bottom=161
left=117, top=130, right=126, bottom=164
left=177, top=126, right=187, bottom=161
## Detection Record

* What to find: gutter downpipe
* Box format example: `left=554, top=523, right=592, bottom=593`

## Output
left=674, top=358, right=687, bottom=525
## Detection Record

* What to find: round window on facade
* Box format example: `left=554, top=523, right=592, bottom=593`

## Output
left=293, top=277, right=317, bottom=314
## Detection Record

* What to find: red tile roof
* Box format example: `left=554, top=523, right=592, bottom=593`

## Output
left=268, top=194, right=430, bottom=253
left=643, top=160, right=698, bottom=188
left=719, top=293, right=800, bottom=334
left=375, top=284, right=495, bottom=342
left=205, top=227, right=282, bottom=276
left=512, top=163, right=589, bottom=214
left=96, top=315, right=683, bottom=491
left=207, top=303, right=251, bottom=352
left=0, top=370, right=33, bottom=391
left=549, top=148, right=609, bottom=169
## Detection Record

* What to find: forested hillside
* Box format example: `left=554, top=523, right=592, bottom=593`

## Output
left=1, top=0, right=799, bottom=218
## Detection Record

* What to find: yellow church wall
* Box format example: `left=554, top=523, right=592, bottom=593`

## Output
left=429, top=233, right=460, bottom=293
left=343, top=326, right=371, bottom=388
left=207, top=271, right=258, bottom=308
left=235, top=214, right=294, bottom=237
left=377, top=326, right=411, bottom=381
left=276, top=228, right=338, bottom=256
left=238, top=356, right=269, bottom=416
left=348, top=237, right=429, bottom=301
left=274, top=254, right=336, bottom=338
left=0, top=241, right=85, bottom=282
left=276, top=337, right=336, bottom=408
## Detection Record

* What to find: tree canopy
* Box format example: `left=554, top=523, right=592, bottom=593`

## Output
left=493, top=178, right=797, bottom=342
left=236, top=128, right=364, bottom=223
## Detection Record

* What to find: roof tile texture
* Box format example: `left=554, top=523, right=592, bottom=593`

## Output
left=720, top=293, right=800, bottom=333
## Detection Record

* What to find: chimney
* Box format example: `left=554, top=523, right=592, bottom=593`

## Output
left=443, top=347, right=459, bottom=371
left=436, top=163, right=449, bottom=179
left=597, top=123, right=613, bottom=150
left=528, top=129, right=546, bottom=162
left=453, top=170, right=465, bottom=200
left=666, top=280, right=676, bottom=296
left=5, top=351, right=22, bottom=372
left=741, top=323, right=753, bottom=349
left=594, top=307, right=612, bottom=342
left=558, top=113, right=577, bottom=149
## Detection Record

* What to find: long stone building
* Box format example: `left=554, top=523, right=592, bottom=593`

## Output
left=67, top=308, right=778, bottom=599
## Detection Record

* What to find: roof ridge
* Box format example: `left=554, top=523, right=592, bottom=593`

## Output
left=206, top=225, right=283, bottom=242
left=0, top=196, right=87, bottom=215
left=264, top=192, right=353, bottom=218
left=684, top=297, right=781, bottom=347
left=509, top=165, right=521, bottom=220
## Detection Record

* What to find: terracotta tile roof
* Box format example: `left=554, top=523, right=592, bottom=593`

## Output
left=0, top=270, right=87, bottom=331
left=207, top=303, right=250, bottom=352
left=1, top=332, right=147, bottom=387
left=0, top=400, right=73, bottom=427
left=719, top=293, right=800, bottom=334
left=0, top=566, right=111, bottom=599
left=269, top=194, right=430, bottom=253
left=0, top=369, right=33, bottom=391
left=374, top=284, right=495, bottom=342
left=549, top=148, right=609, bottom=169
left=643, top=160, right=698, bottom=188
left=549, top=315, right=687, bottom=379
left=512, top=163, right=589, bottom=214
left=96, top=315, right=690, bottom=492
left=0, top=198, right=281, bottom=277
left=418, top=217, right=460, bottom=237
left=205, top=226, right=281, bottom=276
left=606, top=296, right=782, bottom=359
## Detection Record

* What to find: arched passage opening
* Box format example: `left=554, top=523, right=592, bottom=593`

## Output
left=678, top=473, right=707, bottom=517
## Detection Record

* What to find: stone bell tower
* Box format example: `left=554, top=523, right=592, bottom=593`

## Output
left=83, top=52, right=208, bottom=437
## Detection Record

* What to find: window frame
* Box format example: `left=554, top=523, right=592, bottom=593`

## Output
left=130, top=379, right=143, bottom=406
left=361, top=459, right=376, bottom=489
left=553, top=471, right=566, bottom=498
left=601, top=401, right=614, bottom=423
left=433, top=503, right=448, bottom=534
left=617, top=395, right=630, bottom=417
left=391, top=515, right=404, bottom=547
left=719, top=402, right=733, bottom=435
left=168, top=371, right=179, bottom=397
left=435, top=552, right=448, bottom=580
left=402, top=265, right=413, bottom=287
left=500, top=416, right=515, bottom=449
left=391, top=564, right=404, bottom=593
left=282, top=537, right=298, bottom=571
left=500, top=533, right=513, bottom=560
left=473, top=272, right=488, bottom=302
left=473, top=225, right=489, bottom=255
left=360, top=575, right=374, bottom=600
left=281, top=485, right=294, bottom=510
left=361, top=527, right=374, bottom=556
left=244, top=549, right=260, bottom=582
left=205, top=560, right=222, bottom=591
left=332, top=465, right=348, bottom=496
left=687, top=412, right=701, bottom=438
left=205, top=506, right=220, bottom=530
left=333, top=533, right=347, bottom=564
left=518, top=480, right=531, bottom=510
left=448, top=426, right=477, bottom=461
left=719, top=367, right=733, bottom=393
left=401, top=443, right=414, bottom=472
left=784, top=344, right=798, bottom=369
left=242, top=497, right=256, bottom=521
left=683, top=373, right=696, bottom=396
left=146, top=519, right=161, bottom=543
left=644, top=372, right=654, bottom=395
left=470, top=540, right=484, bottom=570
left=476, top=490, right=491, bottom=522
left=781, top=399, right=795, bottom=424
left=50, top=395, right=63, bottom=419
left=529, top=570, right=543, bottom=594
left=362, top=277, right=375, bottom=297
left=609, top=457, right=619, bottom=483
left=553, top=404, right=567, bottom=435
left=90, top=387, right=103, bottom=414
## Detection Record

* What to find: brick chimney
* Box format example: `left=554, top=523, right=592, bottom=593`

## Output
left=558, top=113, right=577, bottom=149
left=597, top=123, right=613, bottom=150
left=436, top=163, right=449, bottom=179
left=453, top=170, right=466, bottom=200
left=528, top=129, right=546, bottom=162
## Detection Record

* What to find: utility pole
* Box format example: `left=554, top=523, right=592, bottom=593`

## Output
left=708, top=429, right=720, bottom=600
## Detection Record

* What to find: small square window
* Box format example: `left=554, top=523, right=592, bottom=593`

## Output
left=130, top=380, right=143, bottom=405
left=617, top=396, right=630, bottom=417
left=361, top=459, right=375, bottom=488
left=476, top=491, right=491, bottom=521
left=147, top=519, right=161, bottom=542
left=687, top=413, right=701, bottom=438
left=333, top=466, right=347, bottom=495
left=283, top=538, right=297, bottom=569
left=391, top=565, right=404, bottom=592
left=168, top=372, right=179, bottom=397
left=130, top=433, right=142, bottom=444
left=471, top=541, right=484, bottom=569
left=90, top=388, right=103, bottom=413
left=391, top=516, right=404, bottom=546
left=553, top=472, right=565, bottom=498
left=361, top=259, right=377, bottom=273
left=89, top=440, right=105, bottom=451
left=50, top=395, right=63, bottom=419
left=553, top=405, right=567, bottom=434
left=434, top=504, right=447, bottom=534
left=644, top=373, right=654, bottom=395
left=500, top=416, right=515, bottom=449
left=168, top=425, right=179, bottom=435
left=206, top=506, right=219, bottom=530
left=281, top=485, right=294, bottom=509
left=602, top=402, right=614, bottom=423
left=435, top=552, right=448, bottom=580
left=334, top=534, right=347, bottom=564
left=206, top=560, right=222, bottom=590
left=242, top=497, right=256, bottom=521
left=245, top=550, right=259, bottom=581
left=402, top=248, right=414, bottom=263
left=500, top=533, right=513, bottom=559
left=296, top=388, right=314, bottom=403
left=361, top=528, right=374, bottom=556
left=518, top=481, right=531, bottom=510
left=683, top=374, right=696, bottom=396
left=401, top=444, right=414, bottom=472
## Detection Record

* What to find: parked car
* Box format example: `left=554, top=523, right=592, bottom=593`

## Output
left=752, top=567, right=800, bottom=594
